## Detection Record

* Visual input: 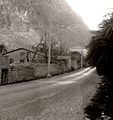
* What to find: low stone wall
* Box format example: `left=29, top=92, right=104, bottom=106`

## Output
left=8, top=63, right=35, bottom=83
left=34, top=63, right=63, bottom=78
left=7, top=62, right=64, bottom=84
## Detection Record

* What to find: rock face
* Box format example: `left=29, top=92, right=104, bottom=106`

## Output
left=0, top=0, right=90, bottom=50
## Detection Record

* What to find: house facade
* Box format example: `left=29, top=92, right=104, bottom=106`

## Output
left=3, top=48, right=43, bottom=64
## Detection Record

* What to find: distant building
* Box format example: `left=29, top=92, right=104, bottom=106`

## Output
left=70, top=47, right=88, bottom=68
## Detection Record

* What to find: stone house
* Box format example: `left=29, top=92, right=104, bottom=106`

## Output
left=70, top=47, right=88, bottom=69
left=71, top=51, right=81, bottom=69
left=57, top=55, right=72, bottom=72
left=0, top=48, right=69, bottom=85
left=3, top=48, right=43, bottom=64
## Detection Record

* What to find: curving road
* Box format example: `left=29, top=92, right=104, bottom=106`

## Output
left=0, top=67, right=99, bottom=120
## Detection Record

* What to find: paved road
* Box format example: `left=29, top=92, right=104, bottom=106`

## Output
left=0, top=67, right=98, bottom=120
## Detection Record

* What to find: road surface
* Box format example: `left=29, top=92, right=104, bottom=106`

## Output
left=0, top=67, right=99, bottom=120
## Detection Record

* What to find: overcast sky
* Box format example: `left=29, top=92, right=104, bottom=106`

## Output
left=65, top=0, right=113, bottom=30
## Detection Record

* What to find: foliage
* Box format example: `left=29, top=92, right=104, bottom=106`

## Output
left=84, top=13, right=113, bottom=119
left=87, top=13, right=113, bottom=75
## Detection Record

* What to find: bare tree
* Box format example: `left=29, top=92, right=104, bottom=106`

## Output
left=31, top=36, right=69, bottom=63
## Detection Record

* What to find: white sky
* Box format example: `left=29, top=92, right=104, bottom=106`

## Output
left=65, top=0, right=113, bottom=30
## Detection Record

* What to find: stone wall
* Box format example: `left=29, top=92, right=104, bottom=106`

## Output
left=34, top=63, right=63, bottom=78
left=8, top=63, right=34, bottom=83
left=6, top=62, right=64, bottom=84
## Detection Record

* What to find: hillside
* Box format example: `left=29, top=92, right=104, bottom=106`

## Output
left=0, top=0, right=90, bottom=50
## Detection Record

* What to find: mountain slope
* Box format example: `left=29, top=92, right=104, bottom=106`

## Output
left=0, top=0, right=90, bottom=50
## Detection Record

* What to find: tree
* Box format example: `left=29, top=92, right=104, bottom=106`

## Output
left=31, top=36, right=69, bottom=63
left=84, top=12, right=113, bottom=120
left=0, top=44, right=7, bottom=54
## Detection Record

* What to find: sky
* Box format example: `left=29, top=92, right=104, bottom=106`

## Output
left=65, top=0, right=113, bottom=30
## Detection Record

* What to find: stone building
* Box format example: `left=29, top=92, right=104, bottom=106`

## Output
left=3, top=48, right=43, bottom=64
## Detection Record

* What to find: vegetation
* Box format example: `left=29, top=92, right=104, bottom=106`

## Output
left=84, top=13, right=113, bottom=119
left=0, top=44, right=7, bottom=53
left=31, top=36, right=69, bottom=63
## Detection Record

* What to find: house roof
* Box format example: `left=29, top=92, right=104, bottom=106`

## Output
left=3, top=48, right=44, bottom=57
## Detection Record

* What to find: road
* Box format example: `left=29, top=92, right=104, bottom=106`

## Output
left=0, top=67, right=98, bottom=120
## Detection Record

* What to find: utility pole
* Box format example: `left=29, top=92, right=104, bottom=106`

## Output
left=47, top=10, right=52, bottom=77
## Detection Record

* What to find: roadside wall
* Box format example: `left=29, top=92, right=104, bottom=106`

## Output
left=6, top=63, right=64, bottom=84
left=34, top=63, right=63, bottom=78
left=8, top=63, right=34, bottom=83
